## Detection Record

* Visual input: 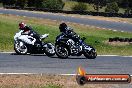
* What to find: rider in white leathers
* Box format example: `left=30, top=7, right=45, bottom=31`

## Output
left=14, top=22, right=49, bottom=47
left=14, top=30, right=36, bottom=45
left=15, top=22, right=37, bottom=45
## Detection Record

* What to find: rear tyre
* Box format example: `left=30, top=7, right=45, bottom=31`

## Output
left=84, top=49, right=97, bottom=59
left=44, top=43, right=55, bottom=57
left=55, top=44, right=69, bottom=59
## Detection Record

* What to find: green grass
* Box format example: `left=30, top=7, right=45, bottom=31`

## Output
left=0, top=3, right=3, bottom=7
left=0, top=14, right=132, bottom=55
left=42, top=84, right=62, bottom=88
left=63, top=1, right=125, bottom=13
left=63, top=1, right=95, bottom=11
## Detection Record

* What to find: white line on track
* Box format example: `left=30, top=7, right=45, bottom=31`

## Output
left=102, top=28, right=106, bottom=30
left=113, top=30, right=117, bottom=32
left=1, top=52, right=132, bottom=57
left=122, top=56, right=132, bottom=57
left=0, top=52, right=14, bottom=53
left=121, top=31, right=124, bottom=32
left=96, top=27, right=101, bottom=29
left=60, top=74, right=76, bottom=76
left=61, top=74, right=132, bottom=77
left=97, top=55, right=119, bottom=56
left=0, top=73, right=131, bottom=77
left=71, top=16, right=75, bottom=17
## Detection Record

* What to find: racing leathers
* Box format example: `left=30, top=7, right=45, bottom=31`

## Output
left=19, top=26, right=41, bottom=46
left=57, top=27, right=80, bottom=45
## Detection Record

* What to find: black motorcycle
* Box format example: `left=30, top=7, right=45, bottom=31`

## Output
left=55, top=34, right=97, bottom=59
left=14, top=30, right=55, bottom=56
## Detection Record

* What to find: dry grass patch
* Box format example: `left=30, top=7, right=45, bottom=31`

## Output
left=0, top=75, right=131, bottom=88
left=87, top=16, right=132, bottom=24
left=104, top=40, right=132, bottom=46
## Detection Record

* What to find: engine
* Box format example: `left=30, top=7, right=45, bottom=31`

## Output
left=67, top=39, right=82, bottom=55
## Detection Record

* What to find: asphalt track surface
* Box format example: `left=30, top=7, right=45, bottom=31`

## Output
left=0, top=8, right=132, bottom=32
left=0, top=53, right=132, bottom=74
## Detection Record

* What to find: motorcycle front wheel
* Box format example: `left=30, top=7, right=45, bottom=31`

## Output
left=44, top=43, right=55, bottom=57
left=14, top=41, right=28, bottom=55
left=55, top=44, right=69, bottom=59
left=84, top=49, right=97, bottom=59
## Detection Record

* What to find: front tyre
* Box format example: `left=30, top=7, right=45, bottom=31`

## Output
left=55, top=44, right=69, bottom=59
left=44, top=43, right=55, bottom=57
left=84, top=49, right=97, bottom=59
left=14, top=41, right=28, bottom=55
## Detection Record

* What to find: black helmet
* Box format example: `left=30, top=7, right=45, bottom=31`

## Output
left=59, top=23, right=67, bottom=32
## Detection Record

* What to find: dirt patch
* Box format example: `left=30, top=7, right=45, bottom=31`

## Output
left=104, top=40, right=131, bottom=46
left=87, top=16, right=132, bottom=24
left=0, top=75, right=131, bottom=88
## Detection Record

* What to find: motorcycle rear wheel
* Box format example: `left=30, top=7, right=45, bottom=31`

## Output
left=44, top=43, right=55, bottom=57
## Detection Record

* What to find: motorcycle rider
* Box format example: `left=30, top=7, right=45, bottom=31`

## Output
left=58, top=23, right=81, bottom=45
left=18, top=22, right=41, bottom=46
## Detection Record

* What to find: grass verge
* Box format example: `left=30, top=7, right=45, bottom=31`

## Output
left=0, top=14, right=132, bottom=55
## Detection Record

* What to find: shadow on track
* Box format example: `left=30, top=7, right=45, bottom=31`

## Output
left=11, top=53, right=95, bottom=59
left=50, top=56, right=88, bottom=59
left=30, top=54, right=46, bottom=56
left=10, top=53, right=46, bottom=56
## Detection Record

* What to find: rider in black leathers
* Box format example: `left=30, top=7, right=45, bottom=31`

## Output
left=57, top=23, right=81, bottom=45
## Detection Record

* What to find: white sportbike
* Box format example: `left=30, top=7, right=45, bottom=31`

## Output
left=14, top=30, right=55, bottom=56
